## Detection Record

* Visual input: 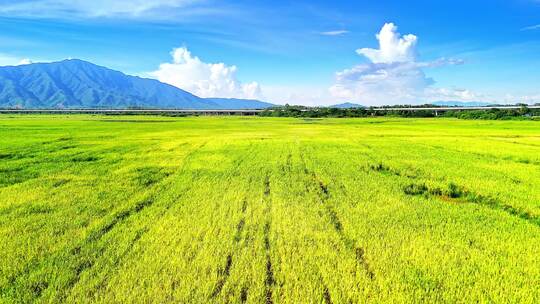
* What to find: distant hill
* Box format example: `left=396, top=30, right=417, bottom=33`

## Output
left=329, top=102, right=365, bottom=109
left=204, top=98, right=274, bottom=109
left=0, top=59, right=274, bottom=109
left=431, top=101, right=493, bottom=107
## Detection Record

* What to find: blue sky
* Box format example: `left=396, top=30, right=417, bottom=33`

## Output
left=1, top=0, right=539, bottom=105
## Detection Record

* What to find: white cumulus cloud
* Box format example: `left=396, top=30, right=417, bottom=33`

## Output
left=329, top=23, right=468, bottom=105
left=150, top=47, right=262, bottom=99
left=357, top=23, right=417, bottom=63
left=329, top=62, right=434, bottom=104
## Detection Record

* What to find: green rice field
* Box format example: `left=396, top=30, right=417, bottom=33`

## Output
left=0, top=115, right=539, bottom=303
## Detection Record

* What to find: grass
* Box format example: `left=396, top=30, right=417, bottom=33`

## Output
left=0, top=115, right=539, bottom=303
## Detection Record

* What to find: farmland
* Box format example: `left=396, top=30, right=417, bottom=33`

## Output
left=0, top=115, right=539, bottom=303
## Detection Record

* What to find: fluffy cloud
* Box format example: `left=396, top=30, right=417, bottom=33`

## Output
left=357, top=23, right=417, bottom=64
left=150, top=47, right=262, bottom=99
left=329, top=62, right=432, bottom=103
left=329, top=23, right=467, bottom=105
left=0, top=0, right=200, bottom=18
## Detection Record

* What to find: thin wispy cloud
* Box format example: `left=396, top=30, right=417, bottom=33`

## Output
left=319, top=30, right=349, bottom=36
left=0, top=0, right=221, bottom=20
left=521, top=24, right=540, bottom=31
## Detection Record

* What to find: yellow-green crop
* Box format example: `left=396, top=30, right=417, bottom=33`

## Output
left=0, top=115, right=539, bottom=303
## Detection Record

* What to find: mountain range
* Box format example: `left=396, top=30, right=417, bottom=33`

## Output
left=0, top=59, right=274, bottom=109
left=431, top=101, right=493, bottom=107
left=329, top=102, right=365, bottom=109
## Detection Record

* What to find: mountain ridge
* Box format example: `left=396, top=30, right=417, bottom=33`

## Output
left=431, top=101, right=493, bottom=107
left=329, top=102, right=365, bottom=109
left=0, top=59, right=273, bottom=109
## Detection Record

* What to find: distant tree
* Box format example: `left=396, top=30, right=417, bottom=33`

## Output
left=519, top=105, right=531, bottom=116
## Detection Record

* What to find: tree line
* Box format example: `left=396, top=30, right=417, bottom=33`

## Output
left=259, top=104, right=540, bottom=120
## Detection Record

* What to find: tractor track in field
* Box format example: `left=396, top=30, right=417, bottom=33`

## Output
left=323, top=286, right=333, bottom=304
left=210, top=198, right=250, bottom=299
left=3, top=142, right=214, bottom=301
left=234, top=199, right=248, bottom=243
left=234, top=218, right=246, bottom=243
left=234, top=199, right=251, bottom=302
left=68, top=142, right=213, bottom=287
left=89, top=141, right=257, bottom=300
left=310, top=171, right=375, bottom=280
left=208, top=144, right=258, bottom=301
left=3, top=195, right=159, bottom=300
left=210, top=254, right=233, bottom=298
left=297, top=147, right=374, bottom=303
left=63, top=194, right=165, bottom=294
left=299, top=150, right=375, bottom=282
left=263, top=174, right=275, bottom=304
left=240, top=286, right=249, bottom=303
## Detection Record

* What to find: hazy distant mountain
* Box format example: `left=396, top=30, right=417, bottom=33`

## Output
left=204, top=98, right=274, bottom=109
left=329, top=102, right=365, bottom=109
left=431, top=101, right=493, bottom=107
left=0, top=59, right=274, bottom=109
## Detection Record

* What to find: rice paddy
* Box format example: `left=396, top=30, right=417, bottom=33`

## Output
left=0, top=115, right=539, bottom=303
